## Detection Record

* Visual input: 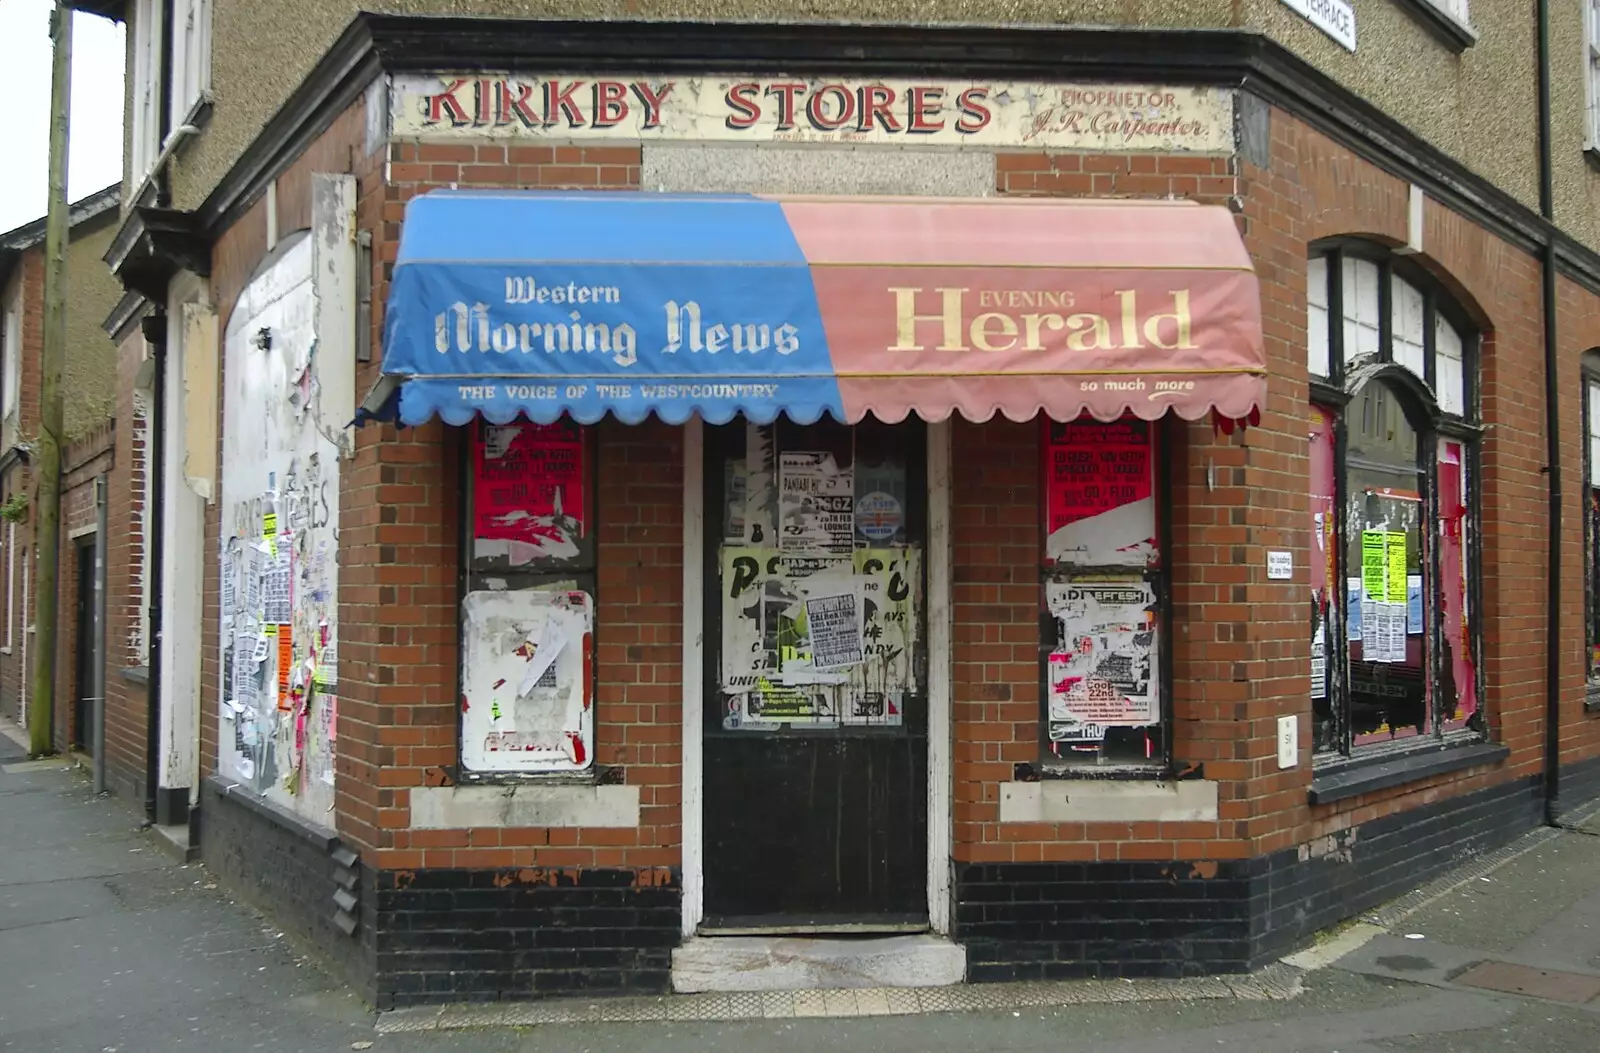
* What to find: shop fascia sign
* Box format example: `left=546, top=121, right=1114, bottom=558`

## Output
left=390, top=74, right=1234, bottom=153
left=1277, top=0, right=1356, bottom=51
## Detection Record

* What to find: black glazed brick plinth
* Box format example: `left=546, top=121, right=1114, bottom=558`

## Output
left=373, top=866, right=682, bottom=1009
left=200, top=777, right=377, bottom=1004
left=1558, top=753, right=1600, bottom=819
left=954, top=774, right=1545, bottom=979
left=953, top=860, right=1255, bottom=981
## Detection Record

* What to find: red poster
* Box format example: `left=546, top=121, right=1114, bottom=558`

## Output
left=1043, top=417, right=1154, bottom=566
left=473, top=420, right=587, bottom=555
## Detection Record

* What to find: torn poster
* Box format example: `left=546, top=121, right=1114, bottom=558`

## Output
left=473, top=419, right=585, bottom=564
left=263, top=545, right=292, bottom=623
left=779, top=451, right=854, bottom=555
left=1044, top=417, right=1155, bottom=567
left=460, top=588, right=593, bottom=773
left=804, top=591, right=864, bottom=670
left=720, top=546, right=919, bottom=728
left=1311, top=624, right=1327, bottom=700
left=1046, top=580, right=1158, bottom=738
left=275, top=625, right=294, bottom=710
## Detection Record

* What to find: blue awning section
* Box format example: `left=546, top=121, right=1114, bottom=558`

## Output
left=366, top=190, right=842, bottom=426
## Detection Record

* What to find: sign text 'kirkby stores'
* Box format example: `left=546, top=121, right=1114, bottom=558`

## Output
left=391, top=75, right=1235, bottom=152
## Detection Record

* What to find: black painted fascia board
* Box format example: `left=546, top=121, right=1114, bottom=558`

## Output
left=192, top=14, right=1600, bottom=297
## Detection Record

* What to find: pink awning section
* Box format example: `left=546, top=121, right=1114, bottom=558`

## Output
left=776, top=196, right=1266, bottom=424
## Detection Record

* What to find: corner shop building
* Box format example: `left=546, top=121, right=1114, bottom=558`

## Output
left=146, top=24, right=1600, bottom=1007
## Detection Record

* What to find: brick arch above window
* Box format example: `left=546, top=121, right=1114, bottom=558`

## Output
left=1307, top=241, right=1479, bottom=425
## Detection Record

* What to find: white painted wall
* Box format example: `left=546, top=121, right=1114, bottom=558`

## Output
left=158, top=271, right=209, bottom=802
left=216, top=175, right=355, bottom=822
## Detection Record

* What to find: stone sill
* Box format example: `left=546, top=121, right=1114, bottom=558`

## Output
left=1309, top=741, right=1507, bottom=805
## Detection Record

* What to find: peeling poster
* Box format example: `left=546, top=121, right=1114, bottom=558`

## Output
left=778, top=451, right=854, bottom=555
left=720, top=547, right=918, bottom=729
left=473, top=419, right=586, bottom=564
left=1044, top=418, right=1155, bottom=567
left=1047, top=580, right=1158, bottom=740
left=460, top=588, right=593, bottom=773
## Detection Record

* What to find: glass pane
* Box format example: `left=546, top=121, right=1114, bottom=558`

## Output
left=1591, top=487, right=1600, bottom=678
left=717, top=419, right=921, bottom=732
left=1308, top=257, right=1330, bottom=376
left=1345, top=379, right=1428, bottom=748
left=1310, top=406, right=1339, bottom=752
left=1390, top=276, right=1426, bottom=378
left=1342, top=257, right=1381, bottom=364
left=1435, top=315, right=1466, bottom=416
left=1439, top=442, right=1478, bottom=731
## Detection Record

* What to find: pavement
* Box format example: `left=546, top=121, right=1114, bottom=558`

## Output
left=4, top=716, right=1600, bottom=1053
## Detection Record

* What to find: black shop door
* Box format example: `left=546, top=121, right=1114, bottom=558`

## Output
left=702, top=419, right=928, bottom=930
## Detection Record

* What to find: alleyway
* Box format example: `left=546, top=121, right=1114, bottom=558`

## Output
left=4, top=723, right=1600, bottom=1052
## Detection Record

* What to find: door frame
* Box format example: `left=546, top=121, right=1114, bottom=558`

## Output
left=680, top=416, right=954, bottom=937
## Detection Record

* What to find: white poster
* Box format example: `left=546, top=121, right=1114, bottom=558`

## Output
left=1047, top=580, right=1159, bottom=737
left=460, top=588, right=594, bottom=773
left=779, top=451, right=854, bottom=555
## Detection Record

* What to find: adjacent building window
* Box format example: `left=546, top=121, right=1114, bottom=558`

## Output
left=1307, top=247, right=1482, bottom=759
left=1583, top=361, right=1600, bottom=690
left=2, top=286, right=20, bottom=448
left=1040, top=415, right=1166, bottom=768
left=1588, top=1, right=1600, bottom=149
left=129, top=0, right=163, bottom=184
left=170, top=0, right=211, bottom=127
left=460, top=419, right=596, bottom=775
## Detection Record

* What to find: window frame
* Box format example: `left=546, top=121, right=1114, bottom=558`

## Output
left=1588, top=0, right=1600, bottom=152
left=1, top=282, right=20, bottom=444
left=168, top=0, right=212, bottom=131
left=457, top=418, right=600, bottom=781
left=1035, top=415, right=1174, bottom=775
left=1582, top=356, right=1600, bottom=705
left=128, top=0, right=164, bottom=188
left=1308, top=242, right=1487, bottom=763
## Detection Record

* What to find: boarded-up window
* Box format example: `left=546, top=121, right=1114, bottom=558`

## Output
left=1040, top=415, right=1165, bottom=767
left=460, top=418, right=596, bottom=774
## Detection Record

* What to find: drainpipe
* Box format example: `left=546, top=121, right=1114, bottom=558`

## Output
left=140, top=0, right=177, bottom=824
left=142, top=313, right=166, bottom=821
left=1536, top=0, right=1562, bottom=825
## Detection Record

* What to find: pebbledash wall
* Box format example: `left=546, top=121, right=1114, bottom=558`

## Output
left=181, top=55, right=1600, bottom=1009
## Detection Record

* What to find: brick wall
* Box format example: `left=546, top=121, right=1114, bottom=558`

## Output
left=49, top=423, right=114, bottom=751
left=102, top=325, right=149, bottom=802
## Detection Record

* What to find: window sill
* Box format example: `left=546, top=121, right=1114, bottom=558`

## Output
left=1016, top=761, right=1197, bottom=781
left=120, top=665, right=149, bottom=686
left=1586, top=683, right=1600, bottom=713
left=453, top=762, right=621, bottom=788
left=1309, top=740, right=1507, bottom=805
left=1585, top=147, right=1600, bottom=176
left=205, top=774, right=337, bottom=850
left=1394, top=0, right=1478, bottom=52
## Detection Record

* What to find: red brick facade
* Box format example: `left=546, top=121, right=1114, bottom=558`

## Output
left=171, top=93, right=1600, bottom=875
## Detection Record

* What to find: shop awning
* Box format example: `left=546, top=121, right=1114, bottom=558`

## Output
left=367, top=190, right=1265, bottom=427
